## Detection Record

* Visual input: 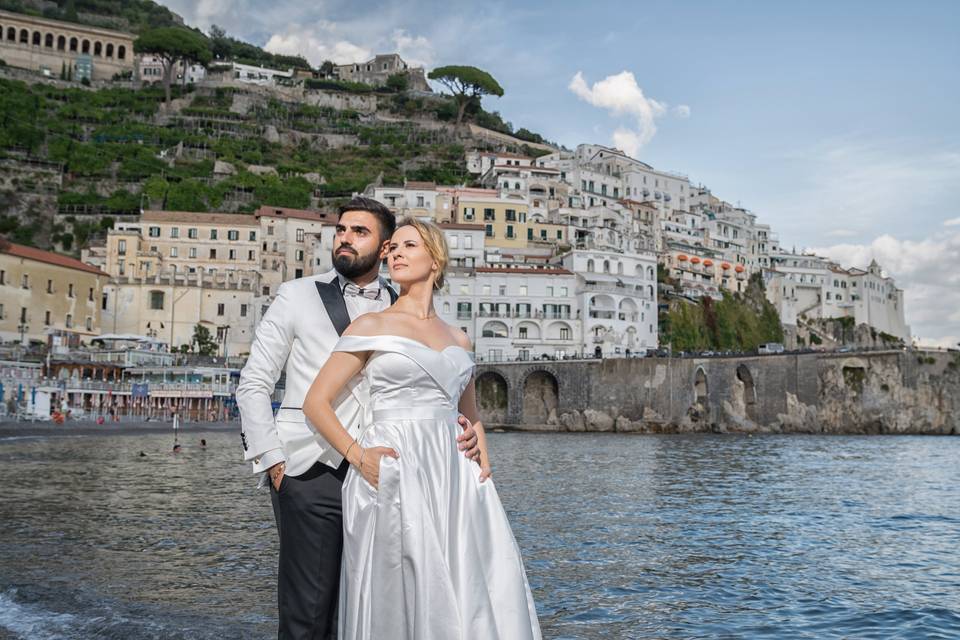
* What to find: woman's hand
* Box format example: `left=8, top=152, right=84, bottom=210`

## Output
left=479, top=463, right=492, bottom=483
left=358, top=446, right=399, bottom=489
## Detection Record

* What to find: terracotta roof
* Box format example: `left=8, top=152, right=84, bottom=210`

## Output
left=404, top=181, right=437, bottom=190
left=254, top=206, right=335, bottom=223
left=476, top=266, right=574, bottom=275
left=141, top=210, right=258, bottom=226
left=0, top=240, right=108, bottom=276
left=439, top=222, right=485, bottom=230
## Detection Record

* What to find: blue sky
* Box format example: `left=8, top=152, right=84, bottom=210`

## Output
left=160, top=0, right=960, bottom=343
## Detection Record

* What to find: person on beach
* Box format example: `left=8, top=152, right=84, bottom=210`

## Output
left=237, top=198, right=482, bottom=639
left=303, top=218, right=540, bottom=639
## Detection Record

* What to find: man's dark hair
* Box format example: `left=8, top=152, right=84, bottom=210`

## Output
left=337, top=197, right=396, bottom=243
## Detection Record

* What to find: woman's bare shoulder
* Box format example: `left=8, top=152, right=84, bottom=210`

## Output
left=447, top=324, right=473, bottom=351
left=343, top=312, right=389, bottom=337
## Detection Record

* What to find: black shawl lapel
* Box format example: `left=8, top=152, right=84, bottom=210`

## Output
left=315, top=276, right=351, bottom=336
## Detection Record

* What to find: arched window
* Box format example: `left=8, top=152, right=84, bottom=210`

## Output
left=94, top=41, right=102, bottom=56
left=69, top=37, right=78, bottom=52
left=647, top=265, right=655, bottom=280
left=587, top=259, right=594, bottom=272
left=603, top=260, right=610, bottom=274
left=20, top=29, right=29, bottom=44
left=32, top=30, right=40, bottom=46
left=117, top=44, right=126, bottom=59
left=57, top=35, right=65, bottom=50
left=617, top=262, right=624, bottom=275
left=6, top=27, right=15, bottom=41
left=105, top=42, right=113, bottom=57
left=81, top=39, right=90, bottom=54
left=44, top=33, right=53, bottom=48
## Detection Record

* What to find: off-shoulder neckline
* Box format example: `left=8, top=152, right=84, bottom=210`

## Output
left=340, top=333, right=471, bottom=357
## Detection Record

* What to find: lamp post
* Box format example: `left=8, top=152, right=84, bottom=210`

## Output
left=16, top=323, right=28, bottom=362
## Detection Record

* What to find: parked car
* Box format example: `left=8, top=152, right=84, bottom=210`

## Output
left=758, top=342, right=785, bottom=354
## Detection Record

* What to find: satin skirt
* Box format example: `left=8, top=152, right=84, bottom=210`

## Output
left=339, top=406, right=541, bottom=640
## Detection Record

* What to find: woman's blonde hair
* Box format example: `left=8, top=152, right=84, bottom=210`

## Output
left=395, top=216, right=449, bottom=289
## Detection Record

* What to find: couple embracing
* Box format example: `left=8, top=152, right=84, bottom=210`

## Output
left=237, top=197, right=541, bottom=639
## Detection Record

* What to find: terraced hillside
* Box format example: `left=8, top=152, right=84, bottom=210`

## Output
left=0, top=77, right=538, bottom=251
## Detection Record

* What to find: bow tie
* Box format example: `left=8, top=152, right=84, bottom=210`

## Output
left=342, top=282, right=381, bottom=300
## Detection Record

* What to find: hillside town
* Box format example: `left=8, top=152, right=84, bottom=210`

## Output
left=0, top=5, right=912, bottom=420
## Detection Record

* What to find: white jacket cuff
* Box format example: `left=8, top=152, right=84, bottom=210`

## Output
left=251, top=448, right=286, bottom=474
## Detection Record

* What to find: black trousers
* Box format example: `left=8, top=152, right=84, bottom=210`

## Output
left=270, top=459, right=350, bottom=640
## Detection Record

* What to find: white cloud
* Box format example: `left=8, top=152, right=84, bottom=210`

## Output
left=812, top=230, right=960, bottom=343
left=569, top=70, right=685, bottom=158
left=391, top=29, right=434, bottom=68
left=673, top=104, right=691, bottom=118
left=263, top=21, right=371, bottom=65
left=945, top=216, right=960, bottom=227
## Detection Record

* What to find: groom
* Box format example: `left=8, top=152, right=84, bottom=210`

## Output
left=237, top=197, right=481, bottom=639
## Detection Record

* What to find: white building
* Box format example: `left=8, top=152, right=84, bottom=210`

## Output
left=137, top=53, right=206, bottom=84
left=557, top=249, right=659, bottom=357
left=229, top=61, right=293, bottom=85
left=766, top=253, right=909, bottom=341
left=436, top=265, right=582, bottom=362
left=439, top=223, right=485, bottom=269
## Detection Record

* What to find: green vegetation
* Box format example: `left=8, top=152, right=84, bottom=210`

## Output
left=190, top=324, right=218, bottom=356
left=660, top=273, right=784, bottom=352
left=0, top=0, right=183, bottom=32
left=134, top=28, right=212, bottom=108
left=428, top=65, right=504, bottom=126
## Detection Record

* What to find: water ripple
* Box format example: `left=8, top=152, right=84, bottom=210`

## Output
left=0, top=431, right=958, bottom=638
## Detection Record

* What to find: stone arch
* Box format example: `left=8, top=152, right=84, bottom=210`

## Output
left=522, top=369, right=559, bottom=424
left=481, top=320, right=508, bottom=338
left=69, top=36, right=78, bottom=51
left=617, top=261, right=624, bottom=275
left=81, top=38, right=90, bottom=54
left=603, top=259, right=610, bottom=273
left=618, top=298, right=638, bottom=321
left=6, top=27, right=15, bottom=41
left=57, top=34, right=65, bottom=50
left=117, top=44, right=126, bottom=59
left=516, top=320, right=540, bottom=340
left=587, top=258, right=595, bottom=272
left=736, top=364, right=758, bottom=420
left=32, top=30, right=40, bottom=46
left=475, top=371, right=508, bottom=425
left=44, top=32, right=53, bottom=48
left=694, top=367, right=708, bottom=404
left=105, top=42, right=113, bottom=57
left=20, top=28, right=29, bottom=44
left=94, top=40, right=102, bottom=56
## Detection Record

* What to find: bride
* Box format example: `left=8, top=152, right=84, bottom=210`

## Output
left=303, top=217, right=542, bottom=639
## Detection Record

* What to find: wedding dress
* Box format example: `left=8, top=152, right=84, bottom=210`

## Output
left=333, top=334, right=541, bottom=640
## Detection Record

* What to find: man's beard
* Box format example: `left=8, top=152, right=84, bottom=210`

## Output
left=332, top=246, right=381, bottom=280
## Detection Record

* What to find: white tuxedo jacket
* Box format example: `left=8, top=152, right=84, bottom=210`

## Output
left=236, top=270, right=395, bottom=476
